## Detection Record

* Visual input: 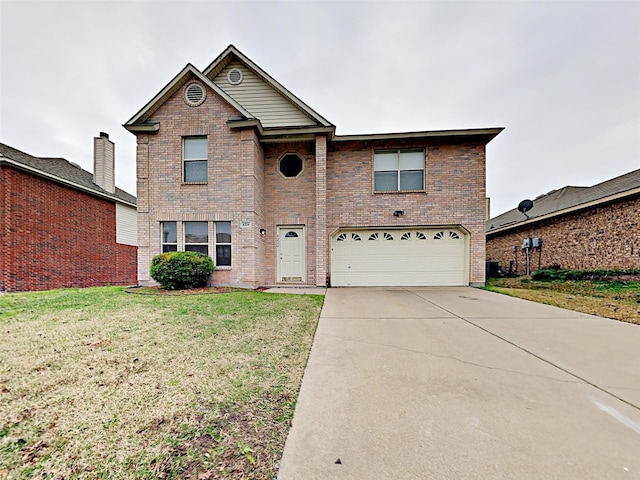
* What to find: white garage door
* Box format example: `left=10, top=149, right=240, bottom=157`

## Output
left=331, top=228, right=468, bottom=287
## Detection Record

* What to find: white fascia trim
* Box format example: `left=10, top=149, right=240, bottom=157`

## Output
left=333, top=127, right=504, bottom=143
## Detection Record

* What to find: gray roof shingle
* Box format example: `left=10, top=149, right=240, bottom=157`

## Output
left=0, top=142, right=136, bottom=205
left=487, top=168, right=640, bottom=233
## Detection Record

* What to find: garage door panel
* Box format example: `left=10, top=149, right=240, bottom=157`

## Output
left=331, top=228, right=467, bottom=287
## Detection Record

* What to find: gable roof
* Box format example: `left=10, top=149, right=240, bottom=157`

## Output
left=124, top=45, right=334, bottom=136
left=0, top=143, right=136, bottom=206
left=487, top=168, right=640, bottom=234
left=203, top=45, right=333, bottom=129
left=124, top=63, right=254, bottom=131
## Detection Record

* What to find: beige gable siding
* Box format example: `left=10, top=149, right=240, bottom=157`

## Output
left=116, top=203, right=138, bottom=246
left=213, top=61, right=316, bottom=128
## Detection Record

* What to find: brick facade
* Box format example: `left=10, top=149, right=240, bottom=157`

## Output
left=134, top=75, right=491, bottom=287
left=486, top=195, right=640, bottom=272
left=0, top=166, right=137, bottom=292
left=326, top=140, right=488, bottom=285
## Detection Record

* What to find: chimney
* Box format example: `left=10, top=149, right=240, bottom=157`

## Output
left=94, top=132, right=115, bottom=193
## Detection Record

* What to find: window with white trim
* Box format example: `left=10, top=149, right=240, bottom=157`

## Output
left=215, top=222, right=232, bottom=267
left=183, top=136, right=208, bottom=183
left=161, top=222, right=177, bottom=252
left=374, top=149, right=425, bottom=192
left=159, top=221, right=232, bottom=267
left=184, top=222, right=208, bottom=254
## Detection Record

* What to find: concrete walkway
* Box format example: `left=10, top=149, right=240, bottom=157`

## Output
left=278, top=287, right=640, bottom=480
left=263, top=286, right=327, bottom=296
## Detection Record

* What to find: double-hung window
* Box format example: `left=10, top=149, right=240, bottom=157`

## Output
left=215, top=222, right=232, bottom=267
left=161, top=222, right=177, bottom=252
left=184, top=222, right=208, bottom=255
left=183, top=136, right=208, bottom=182
left=374, top=149, right=425, bottom=192
left=160, top=221, right=232, bottom=267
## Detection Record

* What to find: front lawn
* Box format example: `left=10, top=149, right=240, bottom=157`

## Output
left=485, top=277, right=640, bottom=324
left=0, top=287, right=323, bottom=479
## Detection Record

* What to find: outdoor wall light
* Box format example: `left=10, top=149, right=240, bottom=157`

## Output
left=393, top=210, right=405, bottom=217
left=260, top=228, right=266, bottom=236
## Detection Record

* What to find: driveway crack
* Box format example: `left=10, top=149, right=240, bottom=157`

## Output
left=403, top=288, right=640, bottom=411
left=319, top=331, right=584, bottom=385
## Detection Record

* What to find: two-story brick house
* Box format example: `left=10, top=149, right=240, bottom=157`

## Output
left=125, top=45, right=502, bottom=288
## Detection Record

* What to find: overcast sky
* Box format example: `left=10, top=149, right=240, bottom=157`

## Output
left=1, top=0, right=639, bottom=217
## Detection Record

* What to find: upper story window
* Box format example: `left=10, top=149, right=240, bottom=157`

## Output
left=279, top=153, right=304, bottom=178
left=183, top=136, right=208, bottom=183
left=374, top=149, right=425, bottom=192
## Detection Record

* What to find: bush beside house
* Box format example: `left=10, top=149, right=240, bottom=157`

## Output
left=150, top=252, right=215, bottom=290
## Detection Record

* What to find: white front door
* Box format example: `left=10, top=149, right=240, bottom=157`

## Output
left=278, top=226, right=305, bottom=282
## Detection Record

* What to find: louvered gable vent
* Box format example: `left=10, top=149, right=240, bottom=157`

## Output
left=227, top=68, right=243, bottom=85
left=185, top=83, right=206, bottom=106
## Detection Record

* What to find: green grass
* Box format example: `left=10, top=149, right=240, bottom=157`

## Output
left=485, top=277, right=640, bottom=324
left=0, top=286, right=323, bottom=479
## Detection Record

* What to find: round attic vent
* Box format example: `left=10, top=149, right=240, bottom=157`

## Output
left=227, top=68, right=243, bottom=85
left=184, top=83, right=206, bottom=106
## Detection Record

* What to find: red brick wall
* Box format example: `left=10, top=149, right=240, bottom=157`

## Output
left=486, top=196, right=640, bottom=272
left=0, top=165, right=137, bottom=292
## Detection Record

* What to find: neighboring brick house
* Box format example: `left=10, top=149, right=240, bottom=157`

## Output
left=486, top=169, right=640, bottom=273
left=0, top=134, right=137, bottom=292
left=125, top=45, right=502, bottom=288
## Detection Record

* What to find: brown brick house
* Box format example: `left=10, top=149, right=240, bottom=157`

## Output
left=125, top=45, right=502, bottom=288
left=486, top=169, right=640, bottom=273
left=0, top=134, right=137, bottom=292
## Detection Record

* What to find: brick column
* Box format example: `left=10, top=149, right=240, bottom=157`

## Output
left=315, top=135, right=327, bottom=286
left=136, top=135, right=151, bottom=285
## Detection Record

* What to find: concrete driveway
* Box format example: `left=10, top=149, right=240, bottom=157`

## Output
left=277, top=287, right=640, bottom=480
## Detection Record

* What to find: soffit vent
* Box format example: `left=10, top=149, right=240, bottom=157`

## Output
left=227, top=68, right=243, bottom=85
left=184, top=83, right=206, bottom=107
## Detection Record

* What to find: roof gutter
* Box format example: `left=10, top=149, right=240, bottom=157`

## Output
left=487, top=186, right=640, bottom=236
left=0, top=157, right=137, bottom=208
left=124, top=122, right=160, bottom=133
left=333, top=127, right=504, bottom=143
left=226, top=120, right=335, bottom=142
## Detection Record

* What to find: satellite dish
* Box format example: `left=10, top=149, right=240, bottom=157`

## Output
left=518, top=199, right=534, bottom=219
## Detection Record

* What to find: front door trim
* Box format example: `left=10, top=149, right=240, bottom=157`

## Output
left=277, top=225, right=306, bottom=283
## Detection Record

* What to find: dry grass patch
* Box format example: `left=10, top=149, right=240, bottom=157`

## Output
left=486, top=277, right=640, bottom=324
left=0, top=287, right=323, bottom=479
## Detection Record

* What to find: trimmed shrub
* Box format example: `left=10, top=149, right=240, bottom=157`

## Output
left=150, top=251, right=215, bottom=290
left=532, top=268, right=640, bottom=281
